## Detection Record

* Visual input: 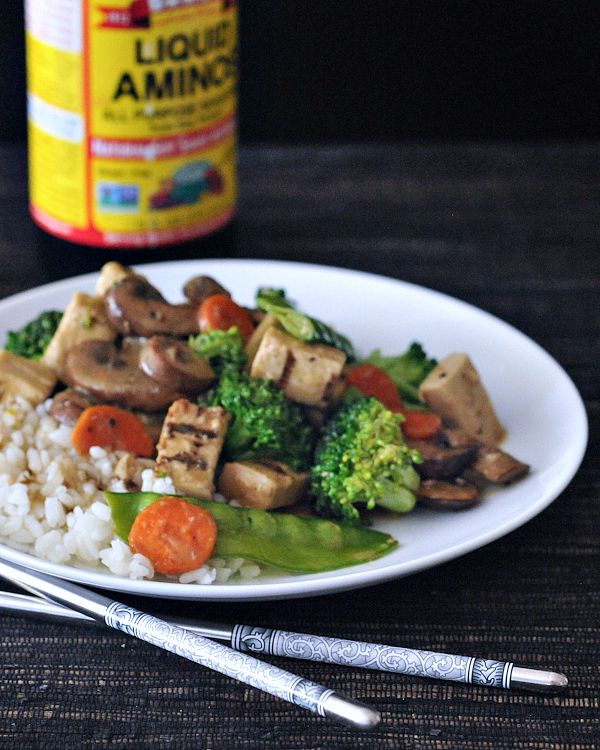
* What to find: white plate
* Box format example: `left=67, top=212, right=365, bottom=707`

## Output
left=0, top=260, right=588, bottom=600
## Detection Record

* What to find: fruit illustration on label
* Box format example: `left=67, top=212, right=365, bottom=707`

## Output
left=150, top=162, right=224, bottom=210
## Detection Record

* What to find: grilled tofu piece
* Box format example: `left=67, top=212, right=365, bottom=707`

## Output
left=156, top=400, right=229, bottom=499
left=244, top=313, right=278, bottom=368
left=250, top=327, right=346, bottom=408
left=0, top=350, right=57, bottom=405
left=418, top=353, right=505, bottom=446
left=95, top=262, right=136, bottom=296
left=42, top=292, right=116, bottom=381
left=218, top=459, right=309, bottom=510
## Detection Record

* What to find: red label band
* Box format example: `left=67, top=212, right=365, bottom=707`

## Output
left=90, top=115, right=235, bottom=160
left=99, top=0, right=230, bottom=28
left=30, top=204, right=235, bottom=248
left=100, top=1, right=150, bottom=28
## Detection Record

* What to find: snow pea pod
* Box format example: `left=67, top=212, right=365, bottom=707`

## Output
left=104, top=491, right=398, bottom=574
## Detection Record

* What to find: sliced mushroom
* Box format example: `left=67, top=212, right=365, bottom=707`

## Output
left=49, top=387, right=164, bottom=445
left=471, top=448, right=530, bottom=484
left=408, top=438, right=478, bottom=480
left=140, top=336, right=214, bottom=394
left=183, top=275, right=230, bottom=304
left=50, top=388, right=94, bottom=426
left=439, top=426, right=529, bottom=484
left=417, top=479, right=480, bottom=510
left=65, top=338, right=182, bottom=412
left=104, top=276, right=199, bottom=337
left=42, top=292, right=116, bottom=381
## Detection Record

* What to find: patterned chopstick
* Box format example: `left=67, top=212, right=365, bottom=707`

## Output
left=0, top=561, right=379, bottom=730
left=0, top=589, right=567, bottom=693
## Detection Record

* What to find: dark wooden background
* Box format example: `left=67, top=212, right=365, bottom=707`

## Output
left=0, top=141, right=598, bottom=749
left=1, top=1, right=600, bottom=142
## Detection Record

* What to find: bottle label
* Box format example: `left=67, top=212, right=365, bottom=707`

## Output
left=26, top=0, right=237, bottom=247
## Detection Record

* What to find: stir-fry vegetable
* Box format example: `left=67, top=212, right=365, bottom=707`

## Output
left=256, top=288, right=356, bottom=360
left=198, top=294, right=254, bottom=341
left=5, top=310, right=63, bottom=360
left=0, top=261, right=528, bottom=584
left=105, top=491, right=398, bottom=573
left=211, top=367, right=315, bottom=470
left=188, top=326, right=247, bottom=373
left=400, top=410, right=442, bottom=440
left=362, top=342, right=437, bottom=408
left=129, top=496, right=218, bottom=575
left=346, top=363, right=404, bottom=411
left=71, top=405, right=154, bottom=457
left=346, top=363, right=442, bottom=440
left=311, top=397, right=422, bottom=523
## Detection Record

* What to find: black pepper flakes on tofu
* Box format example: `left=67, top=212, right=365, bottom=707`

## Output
left=250, top=327, right=346, bottom=408
left=156, top=399, right=230, bottom=499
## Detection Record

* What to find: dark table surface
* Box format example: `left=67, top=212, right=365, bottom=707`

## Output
left=0, top=142, right=597, bottom=749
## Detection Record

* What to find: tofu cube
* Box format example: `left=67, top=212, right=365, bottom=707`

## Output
left=95, top=262, right=136, bottom=297
left=418, top=353, right=505, bottom=445
left=250, top=327, right=346, bottom=407
left=218, top=460, right=309, bottom=510
left=42, top=292, right=116, bottom=381
left=0, top=350, right=57, bottom=405
left=244, top=313, right=278, bottom=368
left=156, top=399, right=229, bottom=499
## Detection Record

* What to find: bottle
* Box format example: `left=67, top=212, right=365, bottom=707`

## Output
left=24, top=0, right=238, bottom=252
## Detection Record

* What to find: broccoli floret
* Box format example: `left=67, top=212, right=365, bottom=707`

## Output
left=189, top=326, right=247, bottom=373
left=256, top=288, right=356, bottom=360
left=311, top=397, right=422, bottom=523
left=210, top=368, right=315, bottom=470
left=362, top=342, right=437, bottom=408
left=5, top=310, right=63, bottom=360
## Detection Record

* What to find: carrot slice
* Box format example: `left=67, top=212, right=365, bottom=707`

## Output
left=346, top=363, right=442, bottom=439
left=346, top=363, right=404, bottom=411
left=129, top=496, right=218, bottom=575
left=198, top=294, right=255, bottom=341
left=400, top=410, right=442, bottom=440
left=71, top=405, right=154, bottom=457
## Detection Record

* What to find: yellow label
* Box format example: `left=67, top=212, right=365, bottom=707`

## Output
left=26, top=35, right=83, bottom=113
left=26, top=0, right=237, bottom=248
left=28, top=122, right=87, bottom=227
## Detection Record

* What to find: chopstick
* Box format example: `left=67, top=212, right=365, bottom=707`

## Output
left=0, top=560, right=379, bottom=731
left=0, top=587, right=567, bottom=694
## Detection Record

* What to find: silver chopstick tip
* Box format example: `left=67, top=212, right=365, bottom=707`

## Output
left=546, top=671, right=569, bottom=691
left=323, top=692, right=381, bottom=730
left=511, top=666, right=568, bottom=693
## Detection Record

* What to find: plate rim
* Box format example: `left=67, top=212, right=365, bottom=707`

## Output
left=0, top=258, right=589, bottom=601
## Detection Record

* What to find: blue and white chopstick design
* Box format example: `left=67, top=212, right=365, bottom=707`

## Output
left=105, top=602, right=338, bottom=716
left=232, top=625, right=514, bottom=689
left=0, top=559, right=379, bottom=730
left=0, top=589, right=567, bottom=693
